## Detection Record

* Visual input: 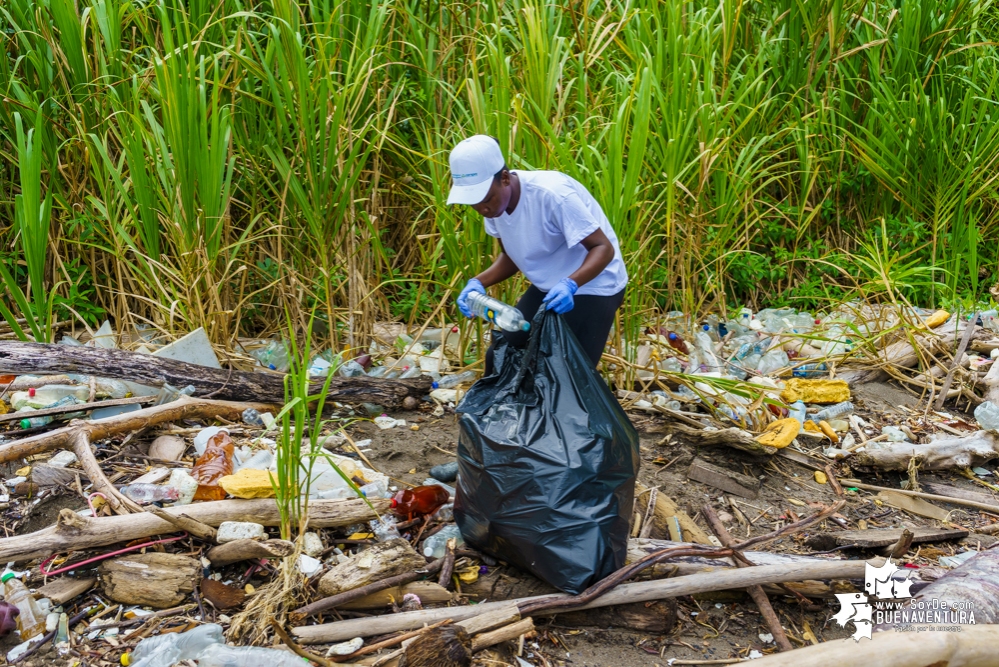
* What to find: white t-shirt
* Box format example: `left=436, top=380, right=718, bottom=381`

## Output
left=483, top=171, right=628, bottom=296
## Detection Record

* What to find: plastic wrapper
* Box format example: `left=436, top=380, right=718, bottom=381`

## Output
left=455, top=310, right=639, bottom=594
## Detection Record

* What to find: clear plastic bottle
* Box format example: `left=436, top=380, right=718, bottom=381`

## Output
left=366, top=366, right=389, bottom=378
left=423, top=525, right=465, bottom=558
left=813, top=401, right=854, bottom=423
left=119, top=484, right=180, bottom=504
left=337, top=360, right=367, bottom=377
left=11, top=386, right=90, bottom=411
left=756, top=348, right=789, bottom=376
left=399, top=366, right=422, bottom=379
left=792, top=362, right=828, bottom=378
left=129, top=623, right=225, bottom=667
left=1, top=572, right=45, bottom=640
left=432, top=370, right=477, bottom=390
left=466, top=293, right=530, bottom=332
left=195, top=643, right=310, bottom=667
left=370, top=516, right=401, bottom=541
left=788, top=401, right=807, bottom=428
left=250, top=340, right=290, bottom=372
left=975, top=401, right=999, bottom=430
left=154, top=383, right=195, bottom=406
left=693, top=331, right=720, bottom=373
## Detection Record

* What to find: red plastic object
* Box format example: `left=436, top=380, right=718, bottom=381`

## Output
left=665, top=331, right=689, bottom=355
left=28, top=388, right=36, bottom=397
left=390, top=485, right=450, bottom=518
left=0, top=601, right=18, bottom=637
left=192, top=432, right=235, bottom=501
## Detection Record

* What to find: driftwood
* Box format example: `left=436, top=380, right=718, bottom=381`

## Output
left=206, top=539, right=295, bottom=566
left=553, top=600, right=676, bottom=633
left=292, top=559, right=869, bottom=643
left=317, top=538, right=426, bottom=597
left=0, top=341, right=430, bottom=406
left=750, top=625, right=999, bottom=667
left=669, top=423, right=777, bottom=456
left=804, top=527, right=969, bottom=551
left=148, top=507, right=218, bottom=541
left=853, top=430, right=999, bottom=471
left=837, top=321, right=968, bottom=385
left=36, top=577, right=96, bottom=605
left=876, top=546, right=999, bottom=631
left=342, top=581, right=452, bottom=610
left=99, top=552, right=201, bottom=608
left=0, top=497, right=386, bottom=562
left=635, top=483, right=713, bottom=545
left=292, top=559, right=444, bottom=619
left=843, top=479, right=999, bottom=514
left=469, top=618, right=534, bottom=651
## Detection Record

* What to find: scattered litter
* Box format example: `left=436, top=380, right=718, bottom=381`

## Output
left=216, top=521, right=266, bottom=543
left=939, top=550, right=978, bottom=568
left=326, top=637, right=364, bottom=657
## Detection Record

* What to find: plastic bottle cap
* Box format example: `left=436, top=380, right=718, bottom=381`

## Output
left=19, top=419, right=30, bottom=430
left=1, top=572, right=14, bottom=583
left=431, top=382, right=439, bottom=389
left=28, top=388, right=35, bottom=397
left=451, top=327, right=459, bottom=333
left=703, top=325, right=710, bottom=331
left=521, top=322, right=530, bottom=332
left=390, top=498, right=398, bottom=508
left=668, top=332, right=677, bottom=340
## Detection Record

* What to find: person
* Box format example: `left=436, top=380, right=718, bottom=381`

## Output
left=446, top=135, right=628, bottom=373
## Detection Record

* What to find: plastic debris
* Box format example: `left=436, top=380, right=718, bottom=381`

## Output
left=779, top=378, right=851, bottom=404
left=754, top=418, right=800, bottom=449
left=216, top=521, right=266, bottom=543
left=326, top=637, right=364, bottom=657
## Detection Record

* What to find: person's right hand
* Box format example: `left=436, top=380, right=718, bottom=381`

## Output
left=457, top=278, right=485, bottom=318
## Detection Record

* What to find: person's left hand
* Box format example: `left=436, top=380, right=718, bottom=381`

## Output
left=543, top=278, right=579, bottom=314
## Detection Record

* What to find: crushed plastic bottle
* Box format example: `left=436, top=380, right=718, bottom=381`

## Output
left=466, top=293, right=530, bottom=332
left=193, top=426, right=229, bottom=456
left=196, top=643, right=311, bottom=667
left=432, top=370, right=477, bottom=390
left=119, top=484, right=180, bottom=505
left=129, top=623, right=225, bottom=667
left=881, top=426, right=908, bottom=442
left=153, top=383, right=195, bottom=406
left=975, top=401, right=999, bottom=431
left=390, top=485, right=450, bottom=518
left=337, top=360, right=367, bottom=377
left=756, top=348, right=789, bottom=376
left=812, top=401, right=854, bottom=423
left=11, top=386, right=90, bottom=410
left=191, top=432, right=234, bottom=501
left=370, top=516, right=402, bottom=541
left=1, top=572, right=45, bottom=640
left=423, top=525, right=465, bottom=558
left=250, top=340, right=290, bottom=372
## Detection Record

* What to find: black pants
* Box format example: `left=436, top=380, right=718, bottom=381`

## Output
left=485, top=286, right=625, bottom=375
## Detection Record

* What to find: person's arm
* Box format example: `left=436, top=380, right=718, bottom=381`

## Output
left=474, top=240, right=520, bottom=287
left=567, top=229, right=615, bottom=287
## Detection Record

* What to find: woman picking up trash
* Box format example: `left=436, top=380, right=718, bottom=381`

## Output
left=446, top=135, right=628, bottom=373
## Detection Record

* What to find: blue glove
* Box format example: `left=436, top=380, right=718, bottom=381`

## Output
left=543, top=278, right=578, bottom=314
left=457, top=278, right=485, bottom=318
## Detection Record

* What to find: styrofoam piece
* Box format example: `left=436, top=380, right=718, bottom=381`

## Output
left=216, top=521, right=266, bottom=543
left=48, top=451, right=78, bottom=468
left=303, top=532, right=323, bottom=558
left=125, top=327, right=222, bottom=397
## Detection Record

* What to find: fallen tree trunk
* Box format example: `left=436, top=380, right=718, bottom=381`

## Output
left=292, top=559, right=869, bottom=644
left=749, top=625, right=999, bottom=667
left=0, top=497, right=386, bottom=562
left=852, top=430, right=999, bottom=471
left=0, top=342, right=431, bottom=406
left=876, top=545, right=999, bottom=631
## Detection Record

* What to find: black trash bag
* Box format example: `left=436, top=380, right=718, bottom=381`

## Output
left=454, top=309, right=640, bottom=594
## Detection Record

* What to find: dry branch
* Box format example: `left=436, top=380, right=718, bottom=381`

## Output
left=852, top=430, right=999, bottom=471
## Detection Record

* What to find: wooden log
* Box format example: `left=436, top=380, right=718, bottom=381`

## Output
left=0, top=396, right=273, bottom=464
left=921, top=481, right=999, bottom=506
left=876, top=546, right=999, bottom=630
left=804, top=527, right=969, bottom=551
left=456, top=603, right=520, bottom=634
left=317, top=538, right=426, bottom=597
left=552, top=600, right=676, bottom=633
left=841, top=479, right=999, bottom=514
left=687, top=458, right=761, bottom=499
left=35, top=577, right=96, bottom=605
left=341, top=582, right=452, bottom=610
left=99, top=552, right=201, bottom=608
left=0, top=497, right=386, bottom=562
left=749, top=625, right=999, bottom=667
left=149, top=508, right=218, bottom=542
left=470, top=618, right=535, bottom=652
left=292, top=560, right=869, bottom=644
left=853, top=430, right=999, bottom=471
left=0, top=342, right=431, bottom=406
left=206, top=539, right=295, bottom=566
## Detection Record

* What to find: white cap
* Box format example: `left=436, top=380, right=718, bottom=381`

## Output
left=446, top=135, right=506, bottom=205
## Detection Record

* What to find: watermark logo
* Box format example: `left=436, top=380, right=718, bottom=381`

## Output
left=832, top=558, right=975, bottom=640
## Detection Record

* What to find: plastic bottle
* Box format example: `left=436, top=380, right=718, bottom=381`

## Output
left=129, top=623, right=225, bottom=667
left=366, top=366, right=389, bottom=378
left=704, top=316, right=721, bottom=342
left=975, top=401, right=999, bottom=430
left=119, top=484, right=180, bottom=505
left=1, top=573, right=45, bottom=640
left=242, top=408, right=264, bottom=426
left=195, top=643, right=310, bottom=667
left=423, top=525, right=465, bottom=558
left=337, top=360, right=367, bottom=377
left=399, top=366, right=422, bottom=379
left=191, top=432, right=235, bottom=501
left=370, top=517, right=401, bottom=541
left=11, top=386, right=90, bottom=411
left=154, top=383, right=195, bottom=406
left=65, top=376, right=131, bottom=399
left=792, top=362, right=828, bottom=378
left=432, top=370, right=477, bottom=390
left=250, top=340, right=290, bottom=372
left=390, top=485, right=450, bottom=518
left=693, top=331, right=720, bottom=373
left=788, top=401, right=807, bottom=429
left=813, top=401, right=854, bottom=423
left=18, top=410, right=53, bottom=429
left=466, top=293, right=530, bottom=332
left=665, top=331, right=689, bottom=355
left=756, top=348, right=789, bottom=376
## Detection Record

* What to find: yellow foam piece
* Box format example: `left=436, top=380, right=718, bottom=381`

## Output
left=780, top=378, right=851, bottom=404
left=924, top=309, right=951, bottom=329
left=755, top=418, right=800, bottom=449
left=814, top=470, right=828, bottom=485
left=218, top=468, right=278, bottom=499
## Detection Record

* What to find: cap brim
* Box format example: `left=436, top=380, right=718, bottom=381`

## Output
left=447, top=179, right=492, bottom=205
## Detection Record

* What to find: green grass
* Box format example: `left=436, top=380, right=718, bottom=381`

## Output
left=2, top=0, right=999, bottom=356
